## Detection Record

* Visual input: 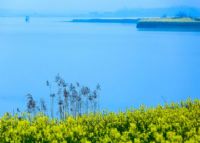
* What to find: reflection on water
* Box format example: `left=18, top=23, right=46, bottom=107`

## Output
left=0, top=17, right=200, bottom=115
left=137, top=28, right=200, bottom=32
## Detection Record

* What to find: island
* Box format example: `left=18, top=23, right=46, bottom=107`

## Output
left=136, top=18, right=200, bottom=30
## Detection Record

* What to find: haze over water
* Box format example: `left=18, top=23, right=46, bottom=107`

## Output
left=0, top=17, right=199, bottom=115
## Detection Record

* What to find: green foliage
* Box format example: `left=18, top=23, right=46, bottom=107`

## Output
left=139, top=18, right=199, bottom=22
left=0, top=99, right=200, bottom=143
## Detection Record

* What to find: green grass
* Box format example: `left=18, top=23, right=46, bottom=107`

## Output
left=139, top=18, right=200, bottom=23
left=137, top=17, right=200, bottom=29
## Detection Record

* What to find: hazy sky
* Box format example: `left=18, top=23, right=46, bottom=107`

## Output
left=1, top=0, right=200, bottom=12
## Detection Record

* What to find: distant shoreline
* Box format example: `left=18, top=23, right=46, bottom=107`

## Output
left=69, top=18, right=139, bottom=24
left=68, top=17, right=200, bottom=31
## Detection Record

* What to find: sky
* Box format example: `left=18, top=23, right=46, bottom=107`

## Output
left=0, top=0, right=200, bottom=13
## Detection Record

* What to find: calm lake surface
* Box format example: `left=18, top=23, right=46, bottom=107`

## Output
left=0, top=17, right=200, bottom=115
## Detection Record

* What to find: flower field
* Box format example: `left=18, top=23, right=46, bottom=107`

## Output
left=0, top=99, right=199, bottom=143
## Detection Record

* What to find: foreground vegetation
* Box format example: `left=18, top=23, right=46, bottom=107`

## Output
left=25, top=74, right=101, bottom=119
left=0, top=99, right=199, bottom=143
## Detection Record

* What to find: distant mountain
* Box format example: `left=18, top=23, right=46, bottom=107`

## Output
left=0, top=9, right=9, bottom=16
left=86, top=7, right=200, bottom=18
left=0, top=9, right=34, bottom=17
left=0, top=6, right=200, bottom=18
left=0, top=9, right=78, bottom=17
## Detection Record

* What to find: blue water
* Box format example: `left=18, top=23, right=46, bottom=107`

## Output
left=0, top=17, right=200, bottom=115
